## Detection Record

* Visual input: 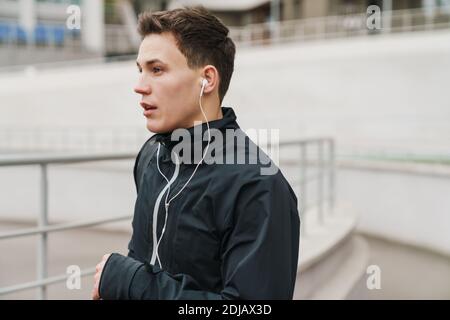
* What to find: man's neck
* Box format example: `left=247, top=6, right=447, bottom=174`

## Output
left=208, top=105, right=223, bottom=122
left=185, top=104, right=223, bottom=129
left=157, top=106, right=232, bottom=143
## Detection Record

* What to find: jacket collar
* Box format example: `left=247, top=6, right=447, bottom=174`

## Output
left=153, top=106, right=239, bottom=152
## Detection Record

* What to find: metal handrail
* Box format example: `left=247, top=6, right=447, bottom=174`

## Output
left=0, top=137, right=335, bottom=299
left=0, top=268, right=96, bottom=296
left=0, top=214, right=132, bottom=240
left=0, top=152, right=137, bottom=167
left=0, top=152, right=137, bottom=299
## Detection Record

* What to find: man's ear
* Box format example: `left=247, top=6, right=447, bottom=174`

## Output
left=201, top=65, right=219, bottom=95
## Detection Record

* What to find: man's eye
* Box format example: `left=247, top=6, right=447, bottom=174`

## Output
left=152, top=67, right=162, bottom=73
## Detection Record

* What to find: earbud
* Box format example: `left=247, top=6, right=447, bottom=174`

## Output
left=200, top=78, right=208, bottom=97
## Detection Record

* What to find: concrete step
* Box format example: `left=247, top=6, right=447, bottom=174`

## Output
left=294, top=202, right=369, bottom=299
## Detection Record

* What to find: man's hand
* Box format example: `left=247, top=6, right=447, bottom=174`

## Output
left=92, top=253, right=111, bottom=300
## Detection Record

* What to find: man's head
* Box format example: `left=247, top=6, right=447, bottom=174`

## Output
left=134, top=7, right=236, bottom=133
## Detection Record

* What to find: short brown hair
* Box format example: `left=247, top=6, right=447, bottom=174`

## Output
left=137, top=7, right=236, bottom=104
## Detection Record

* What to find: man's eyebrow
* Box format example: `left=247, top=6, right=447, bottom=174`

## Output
left=136, top=59, right=167, bottom=68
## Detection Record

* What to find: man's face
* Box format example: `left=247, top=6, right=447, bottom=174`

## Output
left=135, top=32, right=202, bottom=133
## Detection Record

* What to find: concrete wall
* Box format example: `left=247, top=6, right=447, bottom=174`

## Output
left=1, top=29, right=449, bottom=157
left=227, top=29, right=450, bottom=157
left=337, top=164, right=450, bottom=256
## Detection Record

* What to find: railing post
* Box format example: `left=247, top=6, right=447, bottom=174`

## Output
left=300, top=143, right=307, bottom=235
left=38, top=163, right=48, bottom=300
left=328, top=139, right=335, bottom=214
left=317, top=140, right=324, bottom=225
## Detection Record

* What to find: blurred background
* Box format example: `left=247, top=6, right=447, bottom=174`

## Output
left=0, top=0, right=449, bottom=300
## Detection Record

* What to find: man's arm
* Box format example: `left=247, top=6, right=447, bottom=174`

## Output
left=98, top=173, right=300, bottom=300
left=126, top=136, right=157, bottom=261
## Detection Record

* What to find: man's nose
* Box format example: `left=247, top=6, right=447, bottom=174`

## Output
left=134, top=79, right=151, bottom=95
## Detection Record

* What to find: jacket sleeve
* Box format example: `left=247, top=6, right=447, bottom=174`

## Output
left=98, top=172, right=300, bottom=300
left=127, top=137, right=156, bottom=260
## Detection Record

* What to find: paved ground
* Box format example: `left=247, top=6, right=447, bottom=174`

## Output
left=350, top=233, right=450, bottom=299
left=1, top=221, right=450, bottom=300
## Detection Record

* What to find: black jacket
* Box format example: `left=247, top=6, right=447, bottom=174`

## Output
left=99, top=107, right=300, bottom=299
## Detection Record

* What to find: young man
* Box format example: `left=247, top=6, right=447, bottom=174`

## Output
left=92, top=7, right=300, bottom=300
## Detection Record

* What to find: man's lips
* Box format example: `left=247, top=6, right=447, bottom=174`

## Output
left=140, top=102, right=157, bottom=110
left=140, top=102, right=158, bottom=116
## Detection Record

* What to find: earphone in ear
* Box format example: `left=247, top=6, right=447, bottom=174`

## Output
left=200, top=78, right=208, bottom=97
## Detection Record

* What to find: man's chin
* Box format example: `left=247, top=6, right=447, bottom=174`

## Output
left=146, top=119, right=171, bottom=134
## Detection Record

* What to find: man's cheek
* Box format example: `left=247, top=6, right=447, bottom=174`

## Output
left=169, top=78, right=190, bottom=97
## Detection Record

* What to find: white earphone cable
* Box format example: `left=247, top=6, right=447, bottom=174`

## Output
left=154, top=80, right=211, bottom=269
